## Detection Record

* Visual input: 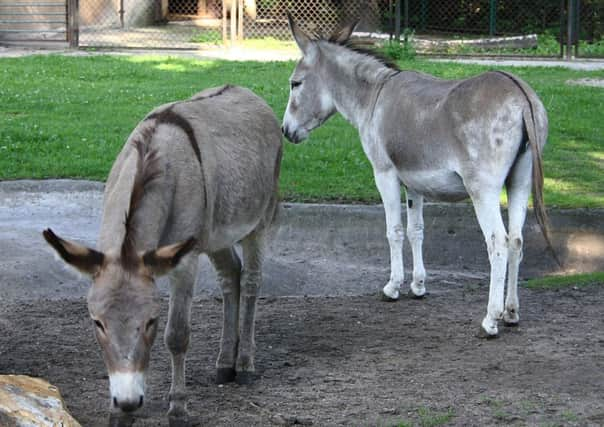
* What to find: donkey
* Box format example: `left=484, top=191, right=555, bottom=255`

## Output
left=281, top=15, right=558, bottom=337
left=43, top=85, right=282, bottom=418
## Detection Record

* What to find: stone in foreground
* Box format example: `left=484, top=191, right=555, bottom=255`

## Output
left=0, top=375, right=80, bottom=427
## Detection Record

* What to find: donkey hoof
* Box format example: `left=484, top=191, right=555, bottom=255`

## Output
left=409, top=282, right=426, bottom=298
left=477, top=319, right=499, bottom=339
left=382, top=282, right=400, bottom=301
left=380, top=291, right=399, bottom=302
left=503, top=310, right=520, bottom=327
left=168, top=401, right=188, bottom=416
left=235, top=371, right=256, bottom=385
left=216, top=367, right=236, bottom=384
left=408, top=288, right=427, bottom=299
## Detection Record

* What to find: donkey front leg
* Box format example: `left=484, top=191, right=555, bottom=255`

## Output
left=165, top=253, right=198, bottom=418
left=208, top=248, right=242, bottom=384
left=470, top=190, right=509, bottom=337
left=374, top=168, right=405, bottom=300
left=236, top=231, right=264, bottom=384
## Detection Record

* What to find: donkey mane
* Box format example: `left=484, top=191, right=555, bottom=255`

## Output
left=309, top=26, right=401, bottom=72
left=121, top=126, right=162, bottom=270
left=306, top=27, right=401, bottom=86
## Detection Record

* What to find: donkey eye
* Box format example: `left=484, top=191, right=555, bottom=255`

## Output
left=290, top=80, right=302, bottom=89
left=93, top=320, right=105, bottom=333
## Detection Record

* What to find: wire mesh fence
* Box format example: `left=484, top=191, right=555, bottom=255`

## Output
left=240, top=1, right=384, bottom=40
left=78, top=0, right=224, bottom=48
left=2, top=0, right=601, bottom=57
left=574, top=0, right=604, bottom=57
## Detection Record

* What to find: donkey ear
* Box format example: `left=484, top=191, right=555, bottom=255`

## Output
left=142, top=237, right=197, bottom=276
left=43, top=228, right=104, bottom=276
left=287, top=11, right=312, bottom=55
left=333, top=19, right=359, bottom=44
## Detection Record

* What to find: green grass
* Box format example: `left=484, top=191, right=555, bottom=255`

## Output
left=0, top=54, right=603, bottom=207
left=524, top=272, right=604, bottom=289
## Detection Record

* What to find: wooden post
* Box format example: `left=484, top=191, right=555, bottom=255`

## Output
left=67, top=0, right=79, bottom=48
left=238, top=0, right=243, bottom=41
left=230, top=0, right=236, bottom=45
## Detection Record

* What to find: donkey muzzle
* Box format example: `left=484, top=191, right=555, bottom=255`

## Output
left=281, top=124, right=303, bottom=144
left=109, top=371, right=145, bottom=413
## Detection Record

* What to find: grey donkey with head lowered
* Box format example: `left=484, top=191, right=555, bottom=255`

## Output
left=282, top=14, right=559, bottom=338
left=44, top=85, right=283, bottom=420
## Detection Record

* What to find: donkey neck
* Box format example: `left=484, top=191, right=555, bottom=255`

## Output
left=319, top=42, right=398, bottom=129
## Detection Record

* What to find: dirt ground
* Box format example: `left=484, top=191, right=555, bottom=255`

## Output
left=1, top=280, right=603, bottom=427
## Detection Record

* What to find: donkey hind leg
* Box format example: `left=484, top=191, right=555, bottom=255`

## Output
left=470, top=189, right=509, bottom=337
left=236, top=230, right=265, bottom=384
left=406, top=190, right=426, bottom=297
left=503, top=150, right=532, bottom=326
left=374, top=168, right=405, bottom=300
left=165, top=253, right=199, bottom=418
left=208, top=247, right=242, bottom=384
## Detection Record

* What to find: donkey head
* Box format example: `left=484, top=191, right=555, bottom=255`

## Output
left=282, top=13, right=357, bottom=143
left=43, top=228, right=195, bottom=413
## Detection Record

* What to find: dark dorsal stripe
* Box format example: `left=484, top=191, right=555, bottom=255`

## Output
left=189, top=84, right=232, bottom=101
left=121, top=134, right=162, bottom=271
left=146, top=108, right=202, bottom=166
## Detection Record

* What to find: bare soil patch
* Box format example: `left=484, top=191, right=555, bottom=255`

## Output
left=1, top=281, right=603, bottom=426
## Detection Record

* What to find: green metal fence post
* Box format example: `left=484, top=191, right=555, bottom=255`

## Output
left=574, top=0, right=580, bottom=57
left=420, top=0, right=427, bottom=30
left=566, top=0, right=575, bottom=59
left=395, top=0, right=401, bottom=41
left=489, top=0, right=497, bottom=36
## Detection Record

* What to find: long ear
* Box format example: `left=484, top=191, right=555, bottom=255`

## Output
left=142, top=237, right=197, bottom=276
left=43, top=228, right=104, bottom=276
left=332, top=19, right=359, bottom=44
left=287, top=11, right=312, bottom=55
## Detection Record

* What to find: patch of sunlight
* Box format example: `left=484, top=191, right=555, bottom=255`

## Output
left=154, top=63, right=187, bottom=72
left=588, top=151, right=604, bottom=163
left=544, top=177, right=582, bottom=192
left=124, top=56, right=217, bottom=69
left=241, top=37, right=297, bottom=51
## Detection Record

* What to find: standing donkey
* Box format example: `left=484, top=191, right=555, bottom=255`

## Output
left=43, top=85, right=282, bottom=419
left=281, top=15, right=557, bottom=337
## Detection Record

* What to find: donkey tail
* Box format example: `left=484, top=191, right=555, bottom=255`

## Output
left=494, top=71, right=561, bottom=267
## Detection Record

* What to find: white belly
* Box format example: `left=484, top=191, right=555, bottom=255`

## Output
left=399, top=169, right=468, bottom=202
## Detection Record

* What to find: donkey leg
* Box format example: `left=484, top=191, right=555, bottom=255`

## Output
left=374, top=168, right=405, bottom=300
left=406, top=190, right=426, bottom=297
left=470, top=191, right=509, bottom=337
left=165, top=253, right=198, bottom=418
left=208, top=247, right=242, bottom=384
left=236, top=231, right=264, bottom=384
left=504, top=151, right=532, bottom=326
